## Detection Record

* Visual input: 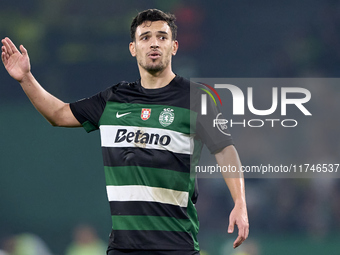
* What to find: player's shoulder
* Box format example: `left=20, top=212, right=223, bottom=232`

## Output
left=189, top=80, right=209, bottom=90
left=101, top=80, right=138, bottom=94
left=172, top=75, right=191, bottom=92
left=174, top=75, right=189, bottom=84
left=92, top=80, right=138, bottom=102
left=172, top=76, right=213, bottom=97
left=187, top=79, right=213, bottom=97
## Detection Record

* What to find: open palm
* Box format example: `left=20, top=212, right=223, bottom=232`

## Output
left=1, top=37, right=30, bottom=82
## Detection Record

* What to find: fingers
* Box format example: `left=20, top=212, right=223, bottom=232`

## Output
left=6, top=37, right=19, bottom=54
left=228, top=214, right=249, bottom=249
left=1, top=41, right=7, bottom=60
left=1, top=45, right=8, bottom=64
left=233, top=234, right=245, bottom=249
left=2, top=44, right=7, bottom=55
left=1, top=37, right=26, bottom=65
left=233, top=224, right=249, bottom=248
left=2, top=38, right=12, bottom=55
left=228, top=218, right=243, bottom=248
left=1, top=52, right=5, bottom=64
left=233, top=220, right=249, bottom=249
left=2, top=37, right=18, bottom=55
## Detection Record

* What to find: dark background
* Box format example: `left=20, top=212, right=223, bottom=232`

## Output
left=1, top=1, right=340, bottom=254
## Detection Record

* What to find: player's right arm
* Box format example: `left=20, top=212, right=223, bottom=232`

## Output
left=1, top=37, right=81, bottom=127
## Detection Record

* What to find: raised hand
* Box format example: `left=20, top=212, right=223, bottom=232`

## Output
left=1, top=37, right=31, bottom=82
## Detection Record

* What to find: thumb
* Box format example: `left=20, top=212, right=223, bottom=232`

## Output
left=20, top=45, right=27, bottom=55
left=228, top=221, right=234, bottom=233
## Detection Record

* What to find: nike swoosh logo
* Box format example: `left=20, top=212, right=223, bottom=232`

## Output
left=116, top=112, right=131, bottom=118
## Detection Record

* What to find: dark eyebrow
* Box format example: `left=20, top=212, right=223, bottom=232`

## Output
left=157, top=31, right=169, bottom=35
left=139, top=31, right=151, bottom=38
left=139, top=31, right=169, bottom=38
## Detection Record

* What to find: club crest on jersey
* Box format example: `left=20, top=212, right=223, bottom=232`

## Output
left=141, top=108, right=151, bottom=120
left=159, top=108, right=175, bottom=127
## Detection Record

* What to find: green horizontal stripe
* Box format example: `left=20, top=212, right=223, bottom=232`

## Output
left=99, top=102, right=196, bottom=134
left=112, top=215, right=191, bottom=232
left=104, top=166, right=189, bottom=192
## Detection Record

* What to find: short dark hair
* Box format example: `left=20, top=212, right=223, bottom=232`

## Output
left=130, top=9, right=177, bottom=41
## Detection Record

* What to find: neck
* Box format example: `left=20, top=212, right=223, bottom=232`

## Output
left=139, top=66, right=176, bottom=89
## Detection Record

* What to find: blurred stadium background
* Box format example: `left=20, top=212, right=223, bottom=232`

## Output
left=1, top=0, right=340, bottom=254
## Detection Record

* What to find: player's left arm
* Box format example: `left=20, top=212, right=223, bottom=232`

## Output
left=215, top=145, right=249, bottom=249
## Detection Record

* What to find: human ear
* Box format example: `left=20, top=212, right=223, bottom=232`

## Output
left=129, top=42, right=136, bottom=57
left=172, top=40, right=179, bottom=56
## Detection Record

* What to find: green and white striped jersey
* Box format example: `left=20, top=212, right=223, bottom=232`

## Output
left=70, top=76, right=233, bottom=251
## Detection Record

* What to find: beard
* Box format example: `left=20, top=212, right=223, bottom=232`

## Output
left=137, top=52, right=171, bottom=73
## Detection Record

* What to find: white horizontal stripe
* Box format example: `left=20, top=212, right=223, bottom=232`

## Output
left=106, top=185, right=189, bottom=207
left=100, top=125, right=193, bottom=155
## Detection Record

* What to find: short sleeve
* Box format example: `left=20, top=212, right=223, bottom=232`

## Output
left=70, top=88, right=112, bottom=133
left=194, top=86, right=234, bottom=154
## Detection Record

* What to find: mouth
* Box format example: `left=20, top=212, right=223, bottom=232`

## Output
left=147, top=51, right=161, bottom=59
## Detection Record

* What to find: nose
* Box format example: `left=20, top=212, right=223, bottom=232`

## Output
left=150, top=37, right=159, bottom=49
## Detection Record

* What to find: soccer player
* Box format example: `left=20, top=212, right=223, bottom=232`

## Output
left=1, top=9, right=249, bottom=255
